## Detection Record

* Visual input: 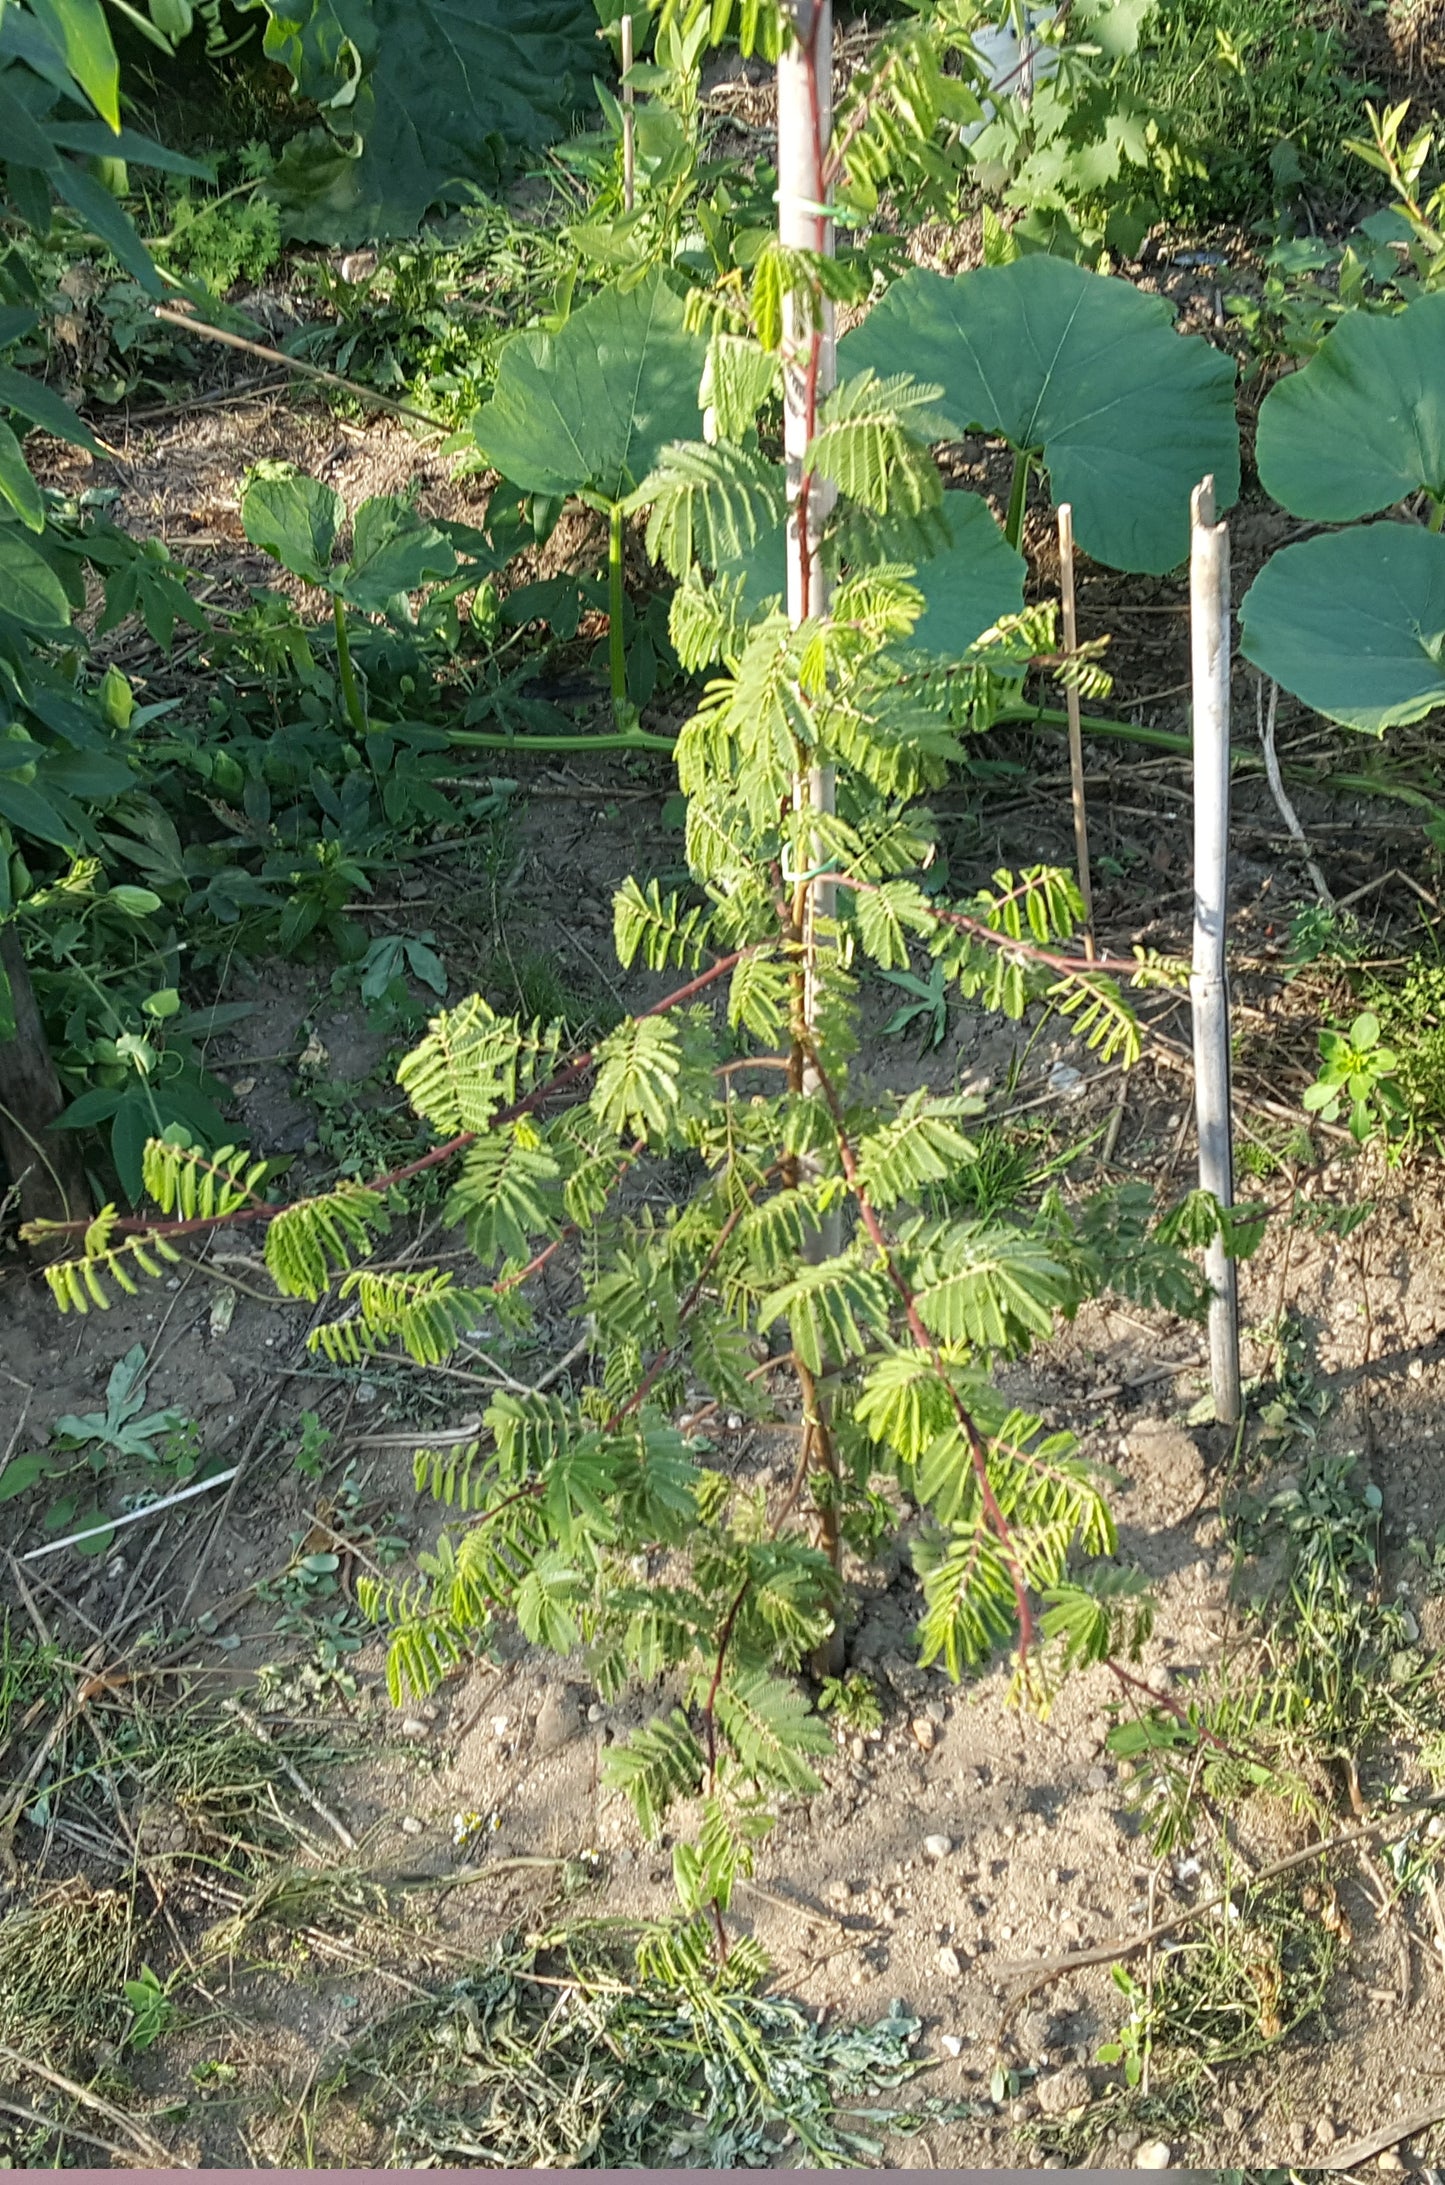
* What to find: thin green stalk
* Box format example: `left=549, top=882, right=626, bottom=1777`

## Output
left=608, top=500, right=628, bottom=719
left=1004, top=448, right=1032, bottom=550
left=1428, top=493, right=1445, bottom=534
left=450, top=701, right=1445, bottom=812
left=333, top=594, right=366, bottom=736
left=1002, top=705, right=1445, bottom=819
left=448, top=728, right=676, bottom=755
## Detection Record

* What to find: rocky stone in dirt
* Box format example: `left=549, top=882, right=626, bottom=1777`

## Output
left=1036, top=2065, right=1091, bottom=2117
left=1376, top=2153, right=1406, bottom=2174
left=922, top=1833, right=952, bottom=1860
left=911, top=1717, right=937, bottom=1752
left=400, top=1815, right=423, bottom=1835
left=535, top=1685, right=582, bottom=1754
left=1135, top=2142, right=1171, bottom=2169
left=1316, top=2119, right=1337, bottom=2149
left=198, top=1369, right=237, bottom=1408
left=936, top=1945, right=962, bottom=1977
left=400, top=1716, right=428, bottom=1740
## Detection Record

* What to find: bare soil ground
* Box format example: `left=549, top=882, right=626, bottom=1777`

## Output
left=5, top=378, right=1445, bottom=2172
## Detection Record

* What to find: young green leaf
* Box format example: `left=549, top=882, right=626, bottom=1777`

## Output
left=241, top=465, right=344, bottom=588
left=473, top=270, right=707, bottom=505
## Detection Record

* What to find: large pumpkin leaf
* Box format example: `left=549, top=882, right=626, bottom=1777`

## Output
left=256, top=0, right=599, bottom=242
left=838, top=256, right=1240, bottom=575
left=474, top=272, right=707, bottom=507
left=906, top=491, right=1027, bottom=658
left=1238, top=525, right=1445, bottom=736
left=1255, top=292, right=1445, bottom=521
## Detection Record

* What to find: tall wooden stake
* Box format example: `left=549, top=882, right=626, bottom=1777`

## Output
left=1189, top=476, right=1241, bottom=1427
left=1056, top=503, right=1094, bottom=958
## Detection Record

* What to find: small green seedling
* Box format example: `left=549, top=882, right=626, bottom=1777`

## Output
left=0, top=1347, right=192, bottom=1553
left=1303, top=1010, right=1408, bottom=1145
left=122, top=1964, right=174, bottom=2053
left=816, top=1670, right=884, bottom=1737
left=1096, top=1963, right=1151, bottom=2087
left=241, top=463, right=462, bottom=734
left=880, top=962, right=949, bottom=1049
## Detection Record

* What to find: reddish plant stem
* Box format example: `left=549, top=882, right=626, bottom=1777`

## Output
left=702, top=1575, right=754, bottom=1793
left=605, top=1185, right=764, bottom=1431
left=1106, top=1657, right=1235, bottom=1756
left=803, top=1039, right=1036, bottom=1666
left=32, top=952, right=748, bottom=1249
left=845, top=876, right=1134, bottom=982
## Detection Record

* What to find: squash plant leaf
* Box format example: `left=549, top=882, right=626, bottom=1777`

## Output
left=1238, top=526, right=1445, bottom=736
left=255, top=0, right=600, bottom=241
left=473, top=271, right=708, bottom=508
left=343, top=497, right=457, bottom=615
left=906, top=491, right=1027, bottom=658
left=838, top=256, right=1240, bottom=575
left=242, top=466, right=343, bottom=588
left=1255, top=291, right=1445, bottom=521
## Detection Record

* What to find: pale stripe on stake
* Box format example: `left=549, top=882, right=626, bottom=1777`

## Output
left=23, top=1466, right=240, bottom=1562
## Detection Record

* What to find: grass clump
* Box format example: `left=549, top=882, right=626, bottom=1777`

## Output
left=1126, top=0, right=1366, bottom=222
left=0, top=1879, right=138, bottom=2057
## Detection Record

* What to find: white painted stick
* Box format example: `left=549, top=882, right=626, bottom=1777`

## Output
left=1189, top=476, right=1241, bottom=1427
left=23, top=1466, right=239, bottom=1562
left=620, top=10, right=636, bottom=214
left=778, top=2, right=837, bottom=1150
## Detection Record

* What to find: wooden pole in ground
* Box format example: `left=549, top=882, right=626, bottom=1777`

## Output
left=1189, top=476, right=1241, bottom=1426
left=1056, top=502, right=1094, bottom=959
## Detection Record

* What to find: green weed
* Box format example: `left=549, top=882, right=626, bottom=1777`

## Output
left=1125, top=0, right=1365, bottom=221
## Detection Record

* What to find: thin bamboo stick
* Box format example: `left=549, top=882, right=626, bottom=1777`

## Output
left=1056, top=503, right=1095, bottom=958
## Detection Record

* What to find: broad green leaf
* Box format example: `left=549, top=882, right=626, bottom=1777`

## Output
left=341, top=495, right=457, bottom=614
left=474, top=270, right=707, bottom=506
left=241, top=465, right=344, bottom=586
left=256, top=0, right=600, bottom=242
left=839, top=256, right=1240, bottom=574
left=1238, top=526, right=1445, bottom=736
left=44, top=123, right=212, bottom=176
left=0, top=361, right=104, bottom=456
left=0, top=531, right=71, bottom=632
left=0, top=775, right=81, bottom=848
left=906, top=491, right=1027, bottom=658
left=52, top=162, right=162, bottom=294
left=27, top=0, right=120, bottom=128
left=1255, top=291, right=1445, bottom=520
left=0, top=420, right=43, bottom=530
